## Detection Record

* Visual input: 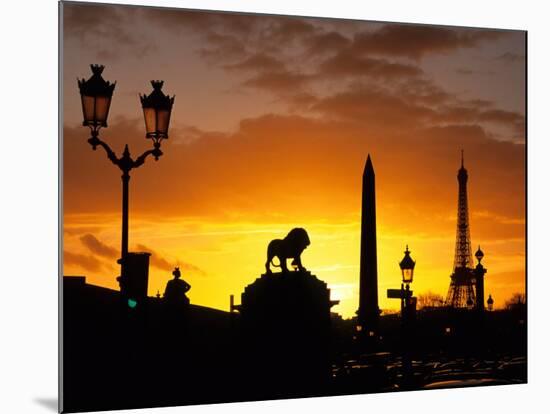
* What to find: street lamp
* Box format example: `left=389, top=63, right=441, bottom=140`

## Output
left=140, top=80, right=175, bottom=159
left=77, top=64, right=175, bottom=297
left=78, top=64, right=115, bottom=134
left=487, top=294, right=494, bottom=311
left=475, top=245, right=484, bottom=263
left=399, top=245, right=416, bottom=286
left=398, top=245, right=416, bottom=319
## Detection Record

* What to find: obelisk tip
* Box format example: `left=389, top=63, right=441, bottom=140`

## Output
left=364, top=154, right=374, bottom=174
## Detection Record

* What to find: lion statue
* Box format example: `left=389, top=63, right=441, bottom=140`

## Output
left=265, top=228, right=310, bottom=274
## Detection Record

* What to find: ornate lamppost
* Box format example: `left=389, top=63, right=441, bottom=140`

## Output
left=77, top=64, right=175, bottom=301
left=399, top=245, right=416, bottom=313
left=398, top=245, right=416, bottom=389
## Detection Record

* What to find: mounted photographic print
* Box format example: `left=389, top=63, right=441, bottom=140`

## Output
left=60, top=1, right=526, bottom=412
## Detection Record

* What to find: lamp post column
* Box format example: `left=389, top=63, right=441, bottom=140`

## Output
left=121, top=170, right=130, bottom=259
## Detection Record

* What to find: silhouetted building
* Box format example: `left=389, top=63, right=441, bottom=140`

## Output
left=357, top=154, right=380, bottom=334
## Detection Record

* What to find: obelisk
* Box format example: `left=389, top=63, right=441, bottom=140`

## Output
left=357, top=154, right=379, bottom=334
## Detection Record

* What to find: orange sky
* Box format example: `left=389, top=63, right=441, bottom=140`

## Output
left=62, top=3, right=525, bottom=318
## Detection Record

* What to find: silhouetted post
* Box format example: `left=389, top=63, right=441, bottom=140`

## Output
left=78, top=65, right=174, bottom=295
left=121, top=162, right=130, bottom=258
left=357, top=154, right=380, bottom=337
left=474, top=246, right=487, bottom=313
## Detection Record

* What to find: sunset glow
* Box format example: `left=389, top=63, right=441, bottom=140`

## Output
left=63, top=4, right=525, bottom=317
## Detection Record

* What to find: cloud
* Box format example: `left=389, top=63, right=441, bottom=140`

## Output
left=144, top=7, right=262, bottom=36
left=224, top=53, right=285, bottom=73
left=197, top=32, right=247, bottom=63
left=64, top=226, right=103, bottom=237
left=64, top=251, right=104, bottom=273
left=318, top=51, right=423, bottom=80
left=80, top=234, right=118, bottom=259
left=456, top=68, right=495, bottom=76
left=305, top=31, right=351, bottom=56
left=495, top=52, right=525, bottom=63
left=350, top=25, right=504, bottom=59
left=243, top=70, right=312, bottom=94
left=311, top=85, right=435, bottom=129
left=435, top=105, right=525, bottom=134
left=135, top=244, right=207, bottom=276
left=63, top=3, right=156, bottom=60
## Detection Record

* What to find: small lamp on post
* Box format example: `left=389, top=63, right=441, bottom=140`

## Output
left=140, top=80, right=175, bottom=160
left=399, top=245, right=416, bottom=286
left=475, top=245, right=484, bottom=264
left=487, top=294, right=494, bottom=311
left=78, top=64, right=116, bottom=149
left=399, top=245, right=416, bottom=316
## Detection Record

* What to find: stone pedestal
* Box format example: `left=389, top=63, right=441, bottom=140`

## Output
left=238, top=270, right=335, bottom=396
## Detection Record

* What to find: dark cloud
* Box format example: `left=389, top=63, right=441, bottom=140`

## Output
left=63, top=3, right=156, bottom=60
left=64, top=251, right=104, bottom=273
left=260, top=18, right=317, bottom=45
left=80, top=234, right=118, bottom=259
left=224, top=53, right=285, bottom=73
left=351, top=25, right=504, bottom=59
left=495, top=52, right=525, bottom=63
left=399, top=78, right=452, bottom=106
left=197, top=32, right=247, bottom=63
left=305, top=31, right=351, bottom=56
left=135, top=243, right=206, bottom=276
left=319, top=51, right=423, bottom=79
left=435, top=105, right=525, bottom=133
left=311, top=86, right=435, bottom=129
left=243, top=70, right=312, bottom=94
left=144, top=7, right=261, bottom=36
left=64, top=226, right=103, bottom=237
left=456, top=68, right=495, bottom=76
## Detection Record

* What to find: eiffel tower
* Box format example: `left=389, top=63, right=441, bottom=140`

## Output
left=446, top=151, right=476, bottom=308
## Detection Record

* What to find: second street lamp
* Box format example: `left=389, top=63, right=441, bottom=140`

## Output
left=399, top=245, right=416, bottom=285
left=77, top=64, right=175, bottom=298
left=141, top=80, right=174, bottom=159
left=399, top=245, right=416, bottom=315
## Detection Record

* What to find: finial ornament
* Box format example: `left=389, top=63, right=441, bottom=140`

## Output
left=151, top=80, right=164, bottom=90
left=90, top=64, right=105, bottom=75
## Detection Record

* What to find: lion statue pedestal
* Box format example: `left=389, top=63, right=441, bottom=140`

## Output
left=237, top=270, right=336, bottom=398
